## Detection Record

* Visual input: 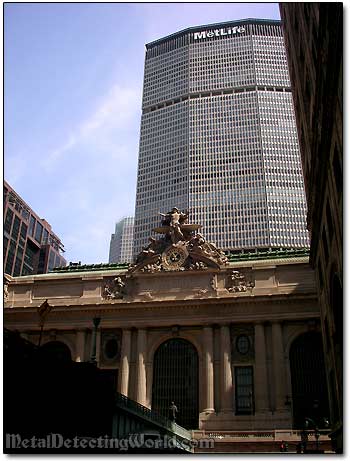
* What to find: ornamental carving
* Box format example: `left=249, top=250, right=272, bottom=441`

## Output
left=4, top=281, right=9, bottom=302
left=129, top=208, right=228, bottom=273
left=4, top=275, right=11, bottom=302
left=102, top=276, right=127, bottom=300
left=227, top=269, right=255, bottom=293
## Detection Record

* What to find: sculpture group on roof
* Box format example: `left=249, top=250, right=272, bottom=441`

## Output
left=129, top=207, right=228, bottom=273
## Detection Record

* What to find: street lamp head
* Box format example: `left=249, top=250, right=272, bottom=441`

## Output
left=323, top=418, right=330, bottom=428
left=93, top=317, right=101, bottom=328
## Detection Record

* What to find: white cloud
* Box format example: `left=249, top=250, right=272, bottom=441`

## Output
left=42, top=83, right=141, bottom=171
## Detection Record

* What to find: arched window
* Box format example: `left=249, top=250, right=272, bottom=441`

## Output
left=152, top=338, right=199, bottom=429
left=39, top=340, right=72, bottom=362
left=289, top=332, right=329, bottom=428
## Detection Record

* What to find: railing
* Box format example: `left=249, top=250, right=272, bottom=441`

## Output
left=196, top=429, right=330, bottom=441
left=115, top=392, right=192, bottom=441
left=116, top=392, right=170, bottom=427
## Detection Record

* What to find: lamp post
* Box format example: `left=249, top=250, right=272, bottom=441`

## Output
left=90, top=317, right=101, bottom=364
left=300, top=416, right=329, bottom=453
left=300, top=419, right=309, bottom=453
left=315, top=427, right=320, bottom=451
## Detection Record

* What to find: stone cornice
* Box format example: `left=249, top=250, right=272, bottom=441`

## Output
left=5, top=291, right=317, bottom=312
left=4, top=293, right=319, bottom=332
left=6, top=257, right=310, bottom=284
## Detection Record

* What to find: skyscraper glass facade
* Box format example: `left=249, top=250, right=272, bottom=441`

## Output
left=134, top=19, right=309, bottom=256
left=109, top=217, right=134, bottom=264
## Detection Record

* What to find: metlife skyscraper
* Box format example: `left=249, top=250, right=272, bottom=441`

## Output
left=133, top=19, right=309, bottom=256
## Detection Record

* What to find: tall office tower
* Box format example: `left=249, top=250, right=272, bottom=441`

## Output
left=4, top=181, right=66, bottom=276
left=133, top=19, right=309, bottom=256
left=109, top=217, right=134, bottom=264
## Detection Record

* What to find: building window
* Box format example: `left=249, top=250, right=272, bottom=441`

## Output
left=12, top=215, right=21, bottom=241
left=13, top=255, right=22, bottom=276
left=29, top=215, right=36, bottom=237
left=4, top=236, right=9, bottom=257
left=48, top=250, right=56, bottom=271
left=236, top=335, right=251, bottom=355
left=34, top=222, right=43, bottom=243
left=20, top=222, right=28, bottom=240
left=235, top=366, right=254, bottom=415
left=104, top=339, right=119, bottom=360
left=43, top=228, right=49, bottom=244
left=4, top=208, right=14, bottom=234
left=5, top=241, right=16, bottom=275
left=37, top=248, right=47, bottom=274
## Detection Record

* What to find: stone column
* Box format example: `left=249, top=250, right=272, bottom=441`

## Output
left=119, top=329, right=131, bottom=396
left=145, top=361, right=153, bottom=409
left=271, top=321, right=286, bottom=411
left=135, top=329, right=147, bottom=406
left=254, top=322, right=269, bottom=412
left=96, top=330, right=101, bottom=365
left=75, top=329, right=86, bottom=362
left=220, top=325, right=233, bottom=413
left=202, top=326, right=215, bottom=413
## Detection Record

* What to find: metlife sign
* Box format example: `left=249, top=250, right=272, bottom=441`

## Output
left=193, top=26, right=246, bottom=40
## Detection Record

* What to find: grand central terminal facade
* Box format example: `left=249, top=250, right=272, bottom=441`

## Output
left=4, top=212, right=329, bottom=436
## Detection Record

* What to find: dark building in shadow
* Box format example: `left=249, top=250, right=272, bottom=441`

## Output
left=279, top=3, right=342, bottom=452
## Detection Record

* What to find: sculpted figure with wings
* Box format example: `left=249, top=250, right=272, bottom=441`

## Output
left=156, top=207, right=201, bottom=244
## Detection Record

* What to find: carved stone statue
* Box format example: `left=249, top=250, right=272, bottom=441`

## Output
left=4, top=280, right=9, bottom=302
left=129, top=208, right=229, bottom=273
left=156, top=207, right=200, bottom=245
left=103, top=276, right=126, bottom=299
left=227, top=270, right=254, bottom=293
left=159, top=207, right=187, bottom=244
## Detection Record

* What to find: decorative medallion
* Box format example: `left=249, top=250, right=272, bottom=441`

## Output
left=231, top=324, right=255, bottom=362
left=236, top=334, right=251, bottom=355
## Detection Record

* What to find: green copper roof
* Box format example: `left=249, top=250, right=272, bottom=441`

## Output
left=50, top=248, right=309, bottom=273
left=226, top=247, right=310, bottom=263
left=50, top=262, right=129, bottom=273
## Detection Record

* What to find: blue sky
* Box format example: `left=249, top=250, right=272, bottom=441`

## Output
left=5, top=2, right=280, bottom=264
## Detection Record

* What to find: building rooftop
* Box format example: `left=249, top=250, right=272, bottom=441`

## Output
left=146, top=18, right=282, bottom=48
left=49, top=248, right=309, bottom=274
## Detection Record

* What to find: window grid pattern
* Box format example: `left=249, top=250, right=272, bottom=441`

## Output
left=258, top=91, right=309, bottom=247
left=109, top=217, right=135, bottom=264
left=235, top=366, right=255, bottom=415
left=134, top=102, right=189, bottom=255
left=134, top=20, right=309, bottom=257
left=189, top=92, right=270, bottom=249
left=189, top=36, right=255, bottom=93
left=143, top=46, right=189, bottom=108
left=253, top=35, right=291, bottom=87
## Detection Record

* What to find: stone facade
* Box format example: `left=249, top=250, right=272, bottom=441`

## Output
left=5, top=254, right=327, bottom=432
left=279, top=3, right=342, bottom=450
